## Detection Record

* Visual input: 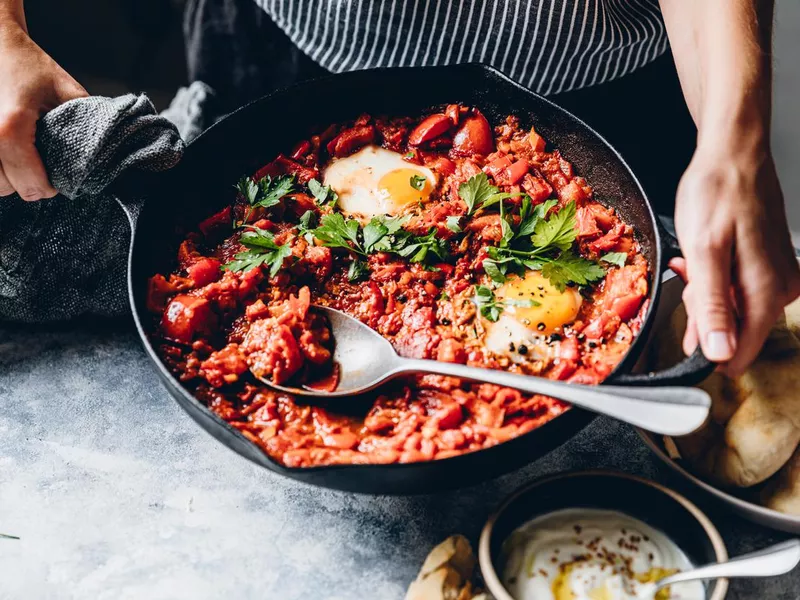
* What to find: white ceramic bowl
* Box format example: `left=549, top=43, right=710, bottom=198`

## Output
left=479, top=470, right=728, bottom=600
left=638, top=261, right=800, bottom=534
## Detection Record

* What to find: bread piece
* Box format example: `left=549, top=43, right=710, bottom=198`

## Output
left=405, top=535, right=477, bottom=600
left=761, top=446, right=800, bottom=515
left=658, top=298, right=800, bottom=488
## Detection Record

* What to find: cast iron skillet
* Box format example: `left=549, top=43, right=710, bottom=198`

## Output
left=122, top=63, right=713, bottom=494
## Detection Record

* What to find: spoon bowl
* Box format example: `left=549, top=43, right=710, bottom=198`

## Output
left=639, top=539, right=800, bottom=597
left=249, top=305, right=712, bottom=436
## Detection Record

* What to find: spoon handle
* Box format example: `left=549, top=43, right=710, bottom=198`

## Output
left=390, top=359, right=710, bottom=436
left=656, top=539, right=800, bottom=589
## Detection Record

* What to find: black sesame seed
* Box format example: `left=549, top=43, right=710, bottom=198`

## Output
left=549, top=333, right=562, bottom=343
left=577, top=333, right=586, bottom=342
left=518, top=344, right=529, bottom=355
left=397, top=294, right=408, bottom=303
left=441, top=318, right=451, bottom=326
left=508, top=342, right=516, bottom=351
left=588, top=341, right=597, bottom=348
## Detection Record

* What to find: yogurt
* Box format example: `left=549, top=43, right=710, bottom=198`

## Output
left=501, top=509, right=706, bottom=600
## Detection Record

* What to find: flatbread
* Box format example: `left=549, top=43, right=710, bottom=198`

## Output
left=405, top=535, right=478, bottom=600
left=761, top=446, right=800, bottom=515
left=656, top=297, right=800, bottom=488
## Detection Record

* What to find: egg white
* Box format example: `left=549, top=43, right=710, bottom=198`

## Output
left=323, top=145, right=437, bottom=218
left=484, top=271, right=583, bottom=362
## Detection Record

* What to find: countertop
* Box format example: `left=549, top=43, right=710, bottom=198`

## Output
left=0, top=319, right=796, bottom=599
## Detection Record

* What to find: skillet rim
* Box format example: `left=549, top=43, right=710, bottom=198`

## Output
left=126, top=61, right=665, bottom=480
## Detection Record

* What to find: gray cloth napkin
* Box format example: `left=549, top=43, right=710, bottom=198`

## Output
left=0, top=84, right=214, bottom=323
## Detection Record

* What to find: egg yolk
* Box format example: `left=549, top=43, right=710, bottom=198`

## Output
left=377, top=168, right=434, bottom=211
left=496, top=271, right=582, bottom=335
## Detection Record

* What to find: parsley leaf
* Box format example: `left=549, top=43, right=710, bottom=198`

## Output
left=472, top=284, right=539, bottom=322
left=601, top=251, right=628, bottom=268
left=445, top=215, right=462, bottom=233
left=410, top=174, right=427, bottom=191
left=298, top=210, right=318, bottom=232
left=480, top=199, right=606, bottom=290
left=235, top=174, right=295, bottom=227
left=309, top=212, right=445, bottom=265
left=236, top=176, right=260, bottom=205
left=518, top=198, right=557, bottom=237
left=223, top=227, right=293, bottom=276
left=297, top=210, right=318, bottom=242
left=458, top=173, right=497, bottom=215
left=499, top=195, right=514, bottom=248
left=458, top=173, right=524, bottom=215
left=257, top=175, right=295, bottom=209
left=531, top=200, right=577, bottom=251
left=362, top=219, right=388, bottom=252
left=347, top=259, right=369, bottom=282
left=311, top=213, right=365, bottom=255
left=396, top=228, right=448, bottom=263
left=364, top=215, right=411, bottom=253
left=308, top=178, right=338, bottom=207
left=540, top=251, right=606, bottom=292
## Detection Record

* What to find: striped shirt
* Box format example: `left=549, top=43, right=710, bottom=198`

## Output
left=253, top=0, right=668, bottom=96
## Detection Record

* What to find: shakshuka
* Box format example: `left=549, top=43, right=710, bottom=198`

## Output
left=148, top=106, right=649, bottom=467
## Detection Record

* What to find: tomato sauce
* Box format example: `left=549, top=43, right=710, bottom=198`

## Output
left=148, top=106, right=649, bottom=468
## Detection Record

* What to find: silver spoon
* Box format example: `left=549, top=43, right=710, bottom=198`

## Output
left=637, top=539, right=800, bottom=597
left=249, top=306, right=711, bottom=436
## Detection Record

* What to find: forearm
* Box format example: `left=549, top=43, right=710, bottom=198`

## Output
left=660, top=0, right=773, bottom=152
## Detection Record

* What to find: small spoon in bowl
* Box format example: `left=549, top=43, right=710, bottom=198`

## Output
left=637, top=539, right=800, bottom=598
left=249, top=306, right=711, bottom=436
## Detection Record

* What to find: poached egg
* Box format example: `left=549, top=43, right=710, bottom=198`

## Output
left=323, top=145, right=437, bottom=218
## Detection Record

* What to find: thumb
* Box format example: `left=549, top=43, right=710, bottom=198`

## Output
left=683, top=238, right=738, bottom=362
left=52, top=74, right=89, bottom=106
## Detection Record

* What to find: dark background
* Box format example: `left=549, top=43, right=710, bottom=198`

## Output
left=26, top=0, right=188, bottom=109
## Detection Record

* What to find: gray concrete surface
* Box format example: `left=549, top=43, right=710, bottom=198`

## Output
left=0, top=324, right=797, bottom=600
left=3, top=1, right=800, bottom=598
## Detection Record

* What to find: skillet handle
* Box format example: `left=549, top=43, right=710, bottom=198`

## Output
left=611, top=225, right=716, bottom=387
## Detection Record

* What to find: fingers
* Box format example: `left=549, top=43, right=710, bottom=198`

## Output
left=0, top=162, right=13, bottom=196
left=682, top=233, right=738, bottom=363
left=0, top=107, right=57, bottom=200
left=723, top=237, right=789, bottom=377
left=53, top=76, right=88, bottom=105
left=668, top=258, right=700, bottom=356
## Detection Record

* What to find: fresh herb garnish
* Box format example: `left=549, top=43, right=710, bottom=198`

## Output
left=236, top=174, right=295, bottom=226
left=223, top=226, right=293, bottom=276
left=540, top=251, right=606, bottom=290
left=472, top=284, right=539, bottom=322
left=296, top=210, right=318, bottom=243
left=347, top=259, right=369, bottom=282
left=601, top=251, right=627, bottom=268
left=481, top=199, right=605, bottom=292
left=308, top=178, right=339, bottom=208
left=394, top=227, right=449, bottom=264
left=531, top=199, right=577, bottom=251
left=445, top=215, right=462, bottom=233
left=458, top=173, right=523, bottom=215
left=410, top=174, right=427, bottom=191
left=311, top=212, right=365, bottom=255
left=310, top=213, right=446, bottom=264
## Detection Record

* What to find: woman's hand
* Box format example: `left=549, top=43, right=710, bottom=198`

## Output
left=0, top=10, right=87, bottom=199
left=672, top=138, right=800, bottom=377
